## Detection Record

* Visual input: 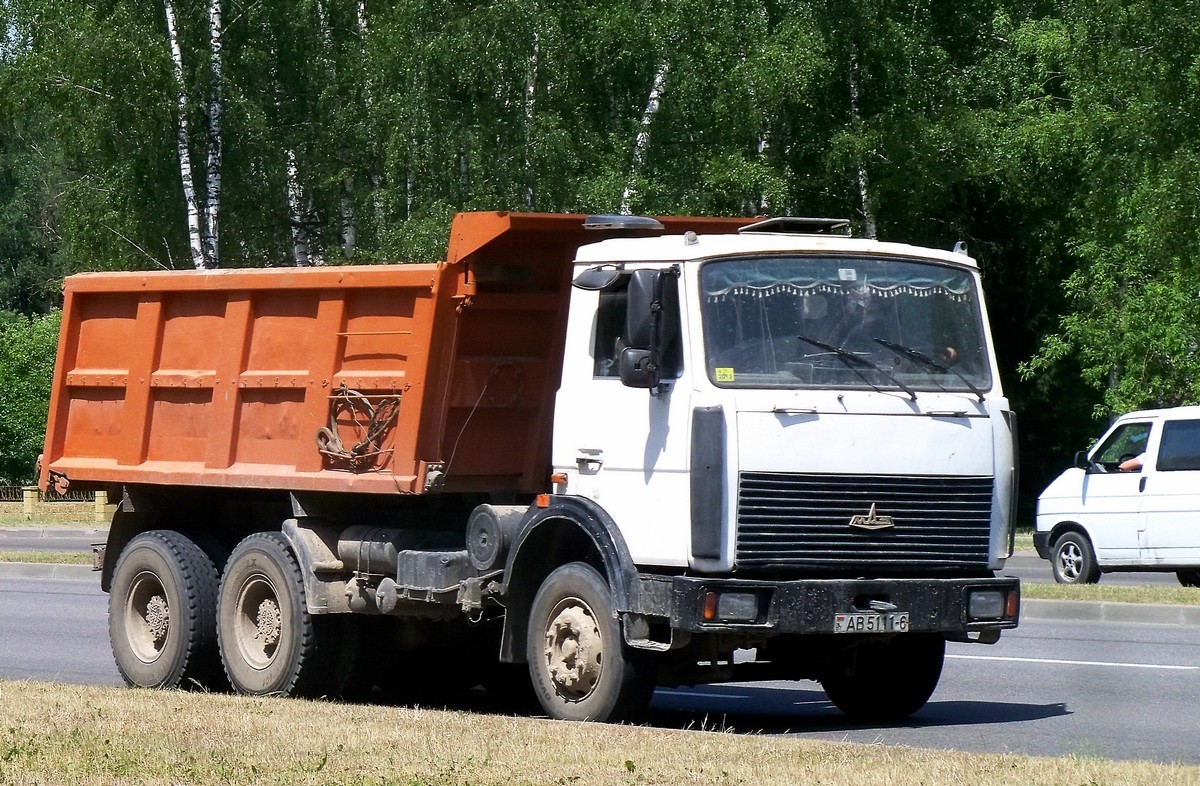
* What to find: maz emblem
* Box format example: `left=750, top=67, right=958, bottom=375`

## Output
left=848, top=503, right=895, bottom=531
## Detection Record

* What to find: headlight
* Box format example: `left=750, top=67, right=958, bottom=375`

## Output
left=703, top=591, right=760, bottom=622
left=968, top=590, right=1005, bottom=620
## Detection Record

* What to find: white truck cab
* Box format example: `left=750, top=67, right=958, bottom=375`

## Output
left=554, top=219, right=1018, bottom=574
left=1036, top=405, right=1200, bottom=584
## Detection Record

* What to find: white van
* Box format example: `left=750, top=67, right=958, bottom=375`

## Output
left=1035, top=406, right=1200, bottom=585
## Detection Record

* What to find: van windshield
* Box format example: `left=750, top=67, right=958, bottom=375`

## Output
left=700, top=255, right=991, bottom=393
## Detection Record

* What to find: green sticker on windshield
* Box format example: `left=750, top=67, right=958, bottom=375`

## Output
left=715, top=367, right=735, bottom=382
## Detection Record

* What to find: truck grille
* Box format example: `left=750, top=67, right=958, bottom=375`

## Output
left=735, top=472, right=993, bottom=571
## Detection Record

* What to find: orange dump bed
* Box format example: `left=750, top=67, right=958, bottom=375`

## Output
left=40, top=212, right=604, bottom=496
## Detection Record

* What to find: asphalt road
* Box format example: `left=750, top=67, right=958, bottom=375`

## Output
left=2, top=573, right=1198, bottom=764
left=1003, top=552, right=1182, bottom=587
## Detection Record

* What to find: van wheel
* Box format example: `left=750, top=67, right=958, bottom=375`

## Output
left=1052, top=532, right=1100, bottom=584
left=217, top=532, right=332, bottom=697
left=108, top=530, right=224, bottom=690
left=1177, top=569, right=1200, bottom=588
left=527, top=562, right=656, bottom=722
left=821, top=634, right=945, bottom=721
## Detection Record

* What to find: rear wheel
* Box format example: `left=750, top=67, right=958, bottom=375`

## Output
left=108, top=530, right=223, bottom=690
left=1052, top=531, right=1100, bottom=584
left=527, top=562, right=656, bottom=722
left=821, top=633, right=945, bottom=721
left=217, top=532, right=332, bottom=697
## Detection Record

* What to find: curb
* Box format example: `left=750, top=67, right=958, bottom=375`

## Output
left=1020, top=598, right=1200, bottom=627
left=0, top=527, right=106, bottom=540
left=0, top=562, right=95, bottom=580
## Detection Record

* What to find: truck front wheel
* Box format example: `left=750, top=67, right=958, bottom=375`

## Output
left=527, top=562, right=656, bottom=722
left=217, top=532, right=330, bottom=697
left=108, top=530, right=223, bottom=690
left=821, top=633, right=945, bottom=721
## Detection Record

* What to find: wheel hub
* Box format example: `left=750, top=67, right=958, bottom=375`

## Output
left=544, top=604, right=603, bottom=700
left=1058, top=544, right=1082, bottom=580
left=255, top=598, right=282, bottom=646
left=145, top=595, right=170, bottom=643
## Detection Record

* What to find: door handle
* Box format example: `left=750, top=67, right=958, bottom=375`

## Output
left=576, top=449, right=604, bottom=472
left=1139, top=477, right=1147, bottom=492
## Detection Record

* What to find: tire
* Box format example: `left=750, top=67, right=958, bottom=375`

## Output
left=108, top=530, right=224, bottom=690
left=526, top=562, right=656, bottom=723
left=217, top=532, right=331, bottom=697
left=821, top=633, right=945, bottom=721
left=1052, top=531, right=1101, bottom=584
left=1177, top=569, right=1200, bottom=588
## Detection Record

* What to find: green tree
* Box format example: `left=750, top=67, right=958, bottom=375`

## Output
left=0, top=309, right=59, bottom=483
left=1021, top=0, right=1200, bottom=417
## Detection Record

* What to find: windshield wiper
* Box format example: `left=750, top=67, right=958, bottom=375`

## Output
left=872, top=337, right=985, bottom=402
left=796, top=334, right=917, bottom=400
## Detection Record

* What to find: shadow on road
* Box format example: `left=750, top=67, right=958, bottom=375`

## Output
left=640, top=683, right=1071, bottom=734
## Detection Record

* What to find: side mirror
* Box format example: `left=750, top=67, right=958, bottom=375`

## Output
left=623, top=268, right=681, bottom=393
left=618, top=347, right=658, bottom=389
left=1074, top=450, right=1098, bottom=472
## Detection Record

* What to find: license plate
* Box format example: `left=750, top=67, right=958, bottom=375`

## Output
left=834, top=612, right=910, bottom=633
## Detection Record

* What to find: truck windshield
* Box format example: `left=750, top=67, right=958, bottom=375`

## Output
left=700, top=255, right=991, bottom=394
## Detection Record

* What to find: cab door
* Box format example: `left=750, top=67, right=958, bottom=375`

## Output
left=1138, top=418, right=1200, bottom=564
left=1078, top=419, right=1154, bottom=561
left=551, top=268, right=695, bottom=568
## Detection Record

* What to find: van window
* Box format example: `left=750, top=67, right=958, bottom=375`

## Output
left=1093, top=422, right=1152, bottom=470
left=1157, top=419, right=1200, bottom=471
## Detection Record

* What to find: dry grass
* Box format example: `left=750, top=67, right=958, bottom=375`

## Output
left=1021, top=580, right=1200, bottom=605
left=0, top=681, right=1196, bottom=786
left=0, top=551, right=92, bottom=565
left=0, top=517, right=99, bottom=528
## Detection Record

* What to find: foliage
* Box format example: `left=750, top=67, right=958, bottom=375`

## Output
left=3, top=0, right=1200, bottom=494
left=0, top=309, right=59, bottom=483
left=1018, top=0, right=1200, bottom=418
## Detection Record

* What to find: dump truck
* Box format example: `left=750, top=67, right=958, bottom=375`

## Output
left=40, top=211, right=1020, bottom=722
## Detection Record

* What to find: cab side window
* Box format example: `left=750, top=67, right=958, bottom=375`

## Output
left=1093, top=422, right=1152, bottom=470
left=593, top=284, right=628, bottom=378
left=1157, top=419, right=1200, bottom=471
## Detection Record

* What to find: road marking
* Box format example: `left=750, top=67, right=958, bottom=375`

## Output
left=949, top=654, right=1199, bottom=671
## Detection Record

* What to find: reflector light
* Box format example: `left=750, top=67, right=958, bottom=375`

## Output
left=1006, top=590, right=1020, bottom=619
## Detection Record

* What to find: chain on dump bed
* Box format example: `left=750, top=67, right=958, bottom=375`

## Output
left=315, top=384, right=401, bottom=471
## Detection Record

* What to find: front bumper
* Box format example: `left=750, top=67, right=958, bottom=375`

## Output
left=1033, top=531, right=1052, bottom=559
left=639, top=575, right=1020, bottom=636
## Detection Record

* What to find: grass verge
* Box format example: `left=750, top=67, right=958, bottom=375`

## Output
left=1021, top=581, right=1200, bottom=605
left=0, top=516, right=102, bottom=528
left=0, top=681, right=1197, bottom=786
left=0, top=551, right=92, bottom=565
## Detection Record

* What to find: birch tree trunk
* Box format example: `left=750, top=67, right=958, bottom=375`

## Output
left=620, top=63, right=668, bottom=216
left=285, top=147, right=313, bottom=266
left=316, top=0, right=356, bottom=259
left=523, top=32, right=539, bottom=209
left=848, top=50, right=877, bottom=239
left=203, top=0, right=224, bottom=267
left=271, top=45, right=320, bottom=267
left=163, top=0, right=209, bottom=270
